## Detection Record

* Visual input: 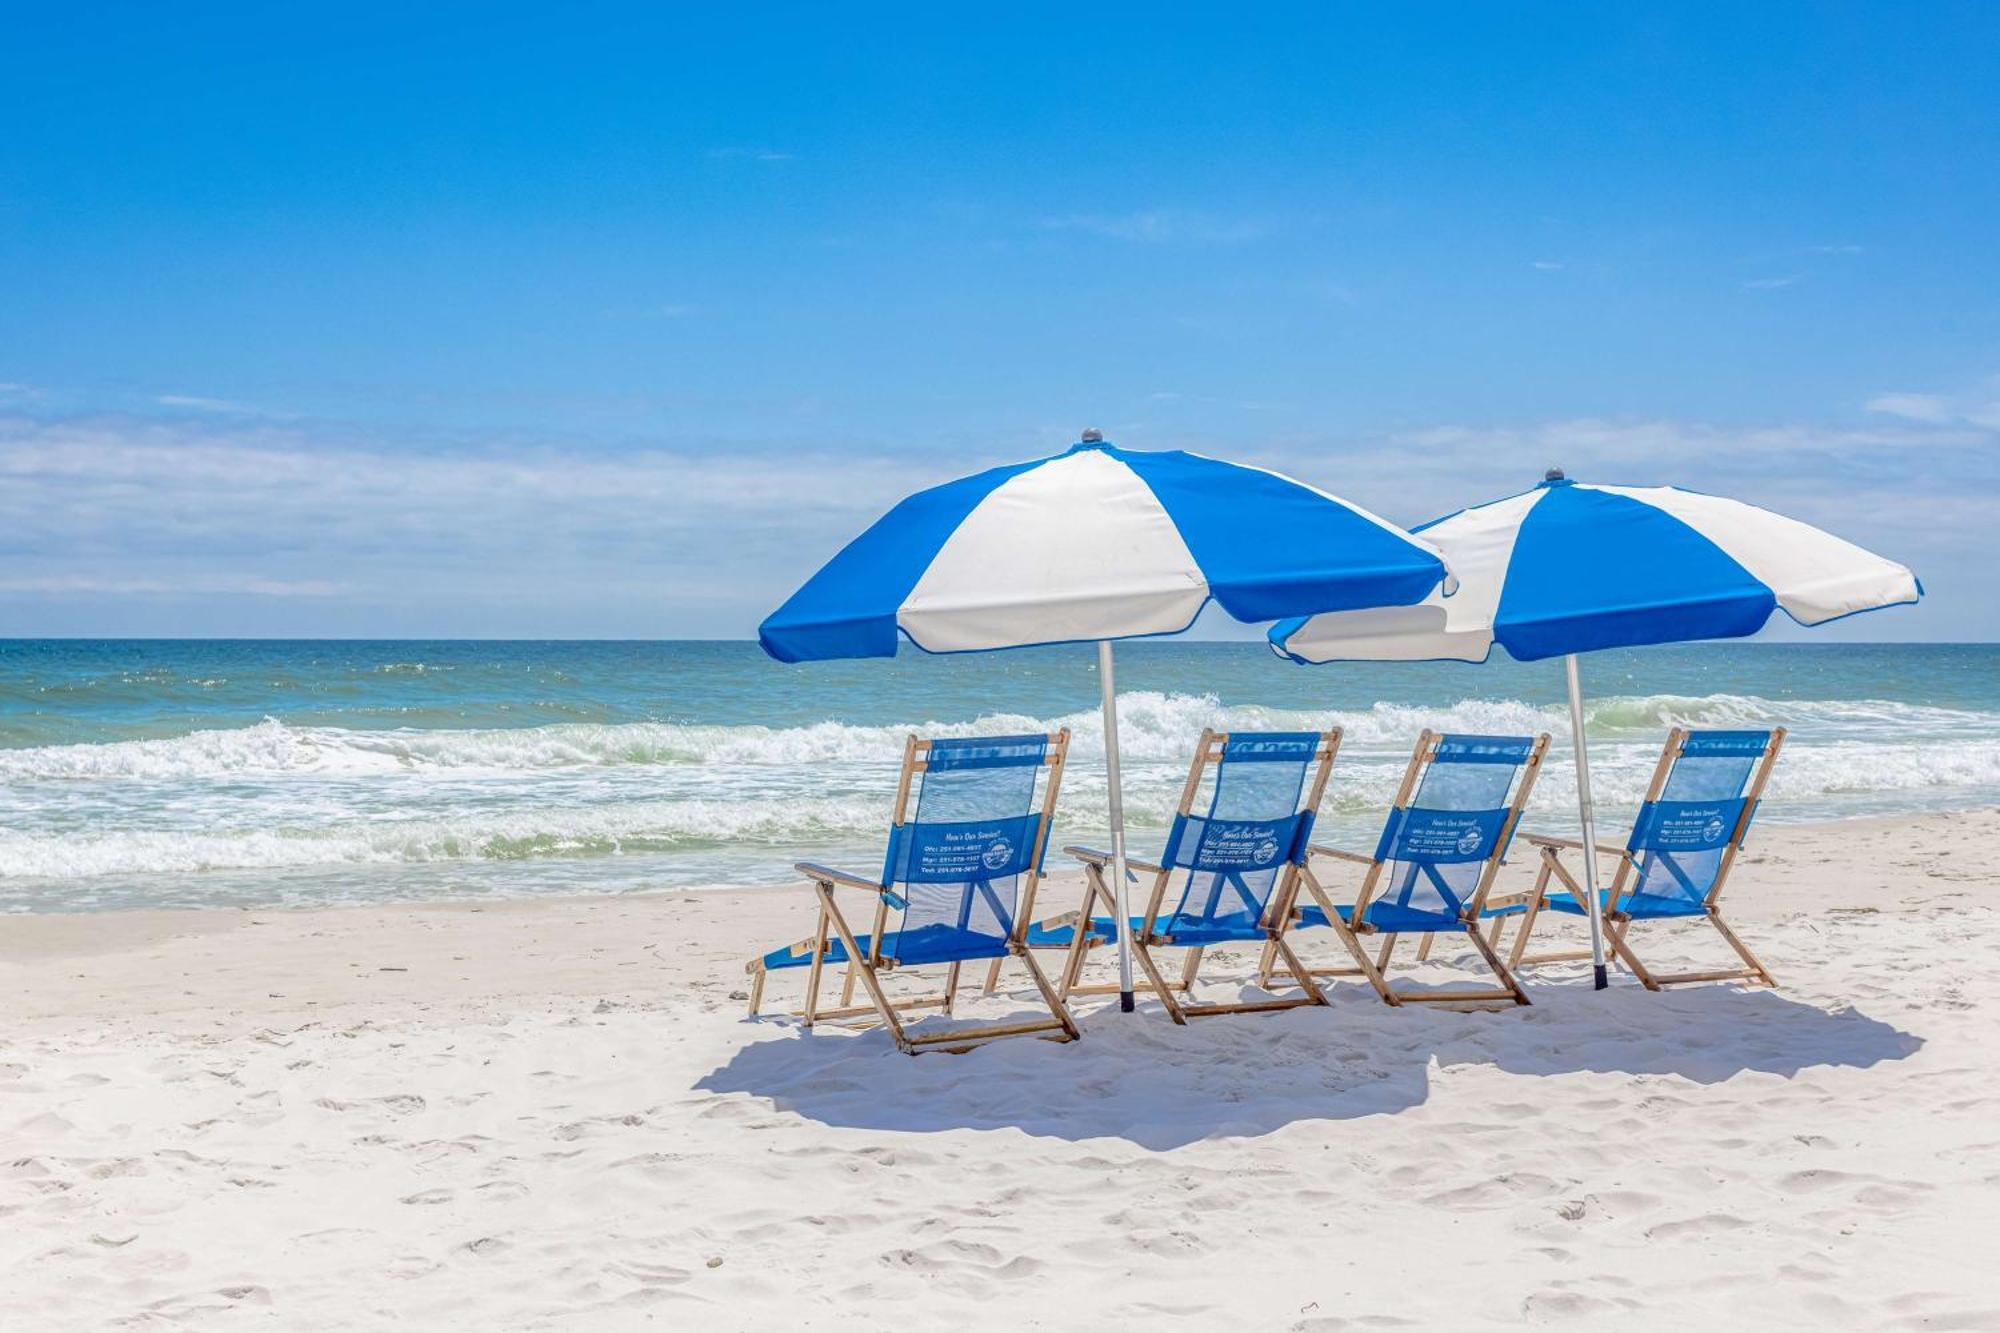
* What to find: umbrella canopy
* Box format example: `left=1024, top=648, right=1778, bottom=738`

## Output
left=761, top=437, right=1449, bottom=663
left=1268, top=471, right=1921, bottom=990
left=760, top=433, right=1451, bottom=1014
left=1271, top=475, right=1921, bottom=665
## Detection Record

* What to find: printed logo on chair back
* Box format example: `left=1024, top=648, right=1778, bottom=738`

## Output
left=1378, top=807, right=1509, bottom=865
left=1167, top=815, right=1311, bottom=872
left=895, top=816, right=1041, bottom=883
left=1629, top=799, right=1748, bottom=853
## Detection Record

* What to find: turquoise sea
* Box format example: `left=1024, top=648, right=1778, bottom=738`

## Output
left=1, top=639, right=1994, bottom=913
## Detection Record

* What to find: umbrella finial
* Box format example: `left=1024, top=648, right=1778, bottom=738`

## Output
left=1544, top=465, right=1566, bottom=483
left=1080, top=427, right=1104, bottom=444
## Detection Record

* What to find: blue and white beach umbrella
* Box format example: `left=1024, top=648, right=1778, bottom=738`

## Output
left=1272, top=471, right=1921, bottom=987
left=762, top=432, right=1451, bottom=1012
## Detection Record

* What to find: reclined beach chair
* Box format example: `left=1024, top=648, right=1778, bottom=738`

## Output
left=744, top=730, right=1087, bottom=1055
left=1062, top=729, right=1338, bottom=1024
left=1265, top=731, right=1550, bottom=1006
left=1487, top=727, right=1786, bottom=989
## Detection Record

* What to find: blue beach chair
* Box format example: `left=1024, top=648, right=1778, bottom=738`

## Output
left=744, top=730, right=1087, bottom=1055
left=1490, top=727, right=1787, bottom=989
left=1062, top=729, right=1340, bottom=1024
left=1267, top=730, right=1551, bottom=1006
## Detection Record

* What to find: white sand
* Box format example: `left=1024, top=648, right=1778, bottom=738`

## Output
left=3, top=810, right=1997, bottom=1330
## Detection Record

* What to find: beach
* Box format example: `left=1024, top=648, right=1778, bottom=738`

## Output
left=12, top=4, right=1998, bottom=1326
left=4, top=808, right=1995, bottom=1330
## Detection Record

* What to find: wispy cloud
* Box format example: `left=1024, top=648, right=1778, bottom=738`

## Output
left=0, top=396, right=1990, bottom=635
left=0, top=412, right=933, bottom=632
left=1530, top=260, right=1565, bottom=271
left=1231, top=414, right=1998, bottom=595
left=0, top=575, right=343, bottom=597
left=1742, top=275, right=1802, bottom=290
left=1365, top=416, right=1990, bottom=484
left=1038, top=210, right=1276, bottom=245
left=1865, top=392, right=1953, bottom=424
left=706, top=146, right=793, bottom=163
left=1806, top=243, right=1864, bottom=255
left=1867, top=377, right=2000, bottom=431
left=156, top=394, right=262, bottom=415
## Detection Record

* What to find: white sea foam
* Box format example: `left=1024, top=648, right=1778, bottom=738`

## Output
left=7, top=692, right=1993, bottom=783
left=0, top=794, right=891, bottom=880
left=3, top=691, right=1996, bottom=890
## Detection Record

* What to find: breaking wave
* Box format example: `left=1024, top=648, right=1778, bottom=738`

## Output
left=2, top=690, right=1996, bottom=894
left=5, top=692, right=1993, bottom=783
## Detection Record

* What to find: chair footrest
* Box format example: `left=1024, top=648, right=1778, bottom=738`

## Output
left=904, top=1017, right=1071, bottom=1046
left=1180, top=995, right=1322, bottom=1017
left=806, top=995, right=951, bottom=1021
left=1065, top=979, right=1189, bottom=996
left=1394, top=989, right=1528, bottom=1005
left=1648, top=968, right=1769, bottom=986
left=1515, top=949, right=1595, bottom=964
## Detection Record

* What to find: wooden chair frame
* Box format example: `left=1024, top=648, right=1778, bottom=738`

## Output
left=744, top=730, right=1089, bottom=1054
left=1263, top=730, right=1550, bottom=1007
left=1489, top=727, right=1786, bottom=990
left=1059, top=728, right=1339, bottom=1025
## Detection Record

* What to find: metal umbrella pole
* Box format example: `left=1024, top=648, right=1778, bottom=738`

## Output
left=1097, top=640, right=1138, bottom=1012
left=1564, top=653, right=1611, bottom=990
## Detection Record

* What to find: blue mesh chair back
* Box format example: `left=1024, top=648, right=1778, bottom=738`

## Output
left=1152, top=732, right=1325, bottom=943
left=876, top=733, right=1053, bottom=964
left=1365, top=735, right=1539, bottom=930
left=1619, top=729, right=1770, bottom=918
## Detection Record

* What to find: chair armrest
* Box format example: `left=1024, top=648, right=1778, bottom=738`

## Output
left=1521, top=834, right=1631, bottom=859
left=1063, top=845, right=1168, bottom=876
left=1307, top=843, right=1375, bottom=866
left=794, top=862, right=891, bottom=894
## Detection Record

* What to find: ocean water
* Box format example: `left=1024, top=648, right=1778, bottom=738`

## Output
left=1, top=639, right=1995, bottom=914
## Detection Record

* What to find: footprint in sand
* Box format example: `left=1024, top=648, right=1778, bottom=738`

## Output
left=1523, top=1287, right=1641, bottom=1321
left=879, top=1240, right=1043, bottom=1280
left=472, top=1180, right=529, bottom=1201
left=1643, top=1213, right=1752, bottom=1241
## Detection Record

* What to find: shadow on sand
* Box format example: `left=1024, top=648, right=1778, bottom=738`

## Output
left=694, top=976, right=1922, bottom=1150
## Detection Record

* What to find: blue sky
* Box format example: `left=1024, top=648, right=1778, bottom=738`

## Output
left=2, top=3, right=1996, bottom=638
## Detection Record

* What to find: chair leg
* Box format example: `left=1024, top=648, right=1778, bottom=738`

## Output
left=747, top=965, right=767, bottom=1017
left=980, top=956, right=1005, bottom=996
left=1179, top=945, right=1206, bottom=994
left=1415, top=932, right=1435, bottom=963
left=942, top=961, right=962, bottom=1016
left=802, top=899, right=831, bottom=1029
left=1266, top=933, right=1330, bottom=1007
left=1375, top=933, right=1399, bottom=973
left=1058, top=934, right=1089, bottom=1000
left=1058, top=866, right=1110, bottom=1000
left=815, top=885, right=912, bottom=1054
left=1465, top=924, right=1532, bottom=1006
left=1255, top=932, right=1284, bottom=988
left=1708, top=910, right=1777, bottom=987
left=1604, top=917, right=1661, bottom=990
left=1328, top=917, right=1400, bottom=1006
left=1507, top=857, right=1555, bottom=969
left=1130, top=940, right=1188, bottom=1025
left=1014, top=945, right=1081, bottom=1042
